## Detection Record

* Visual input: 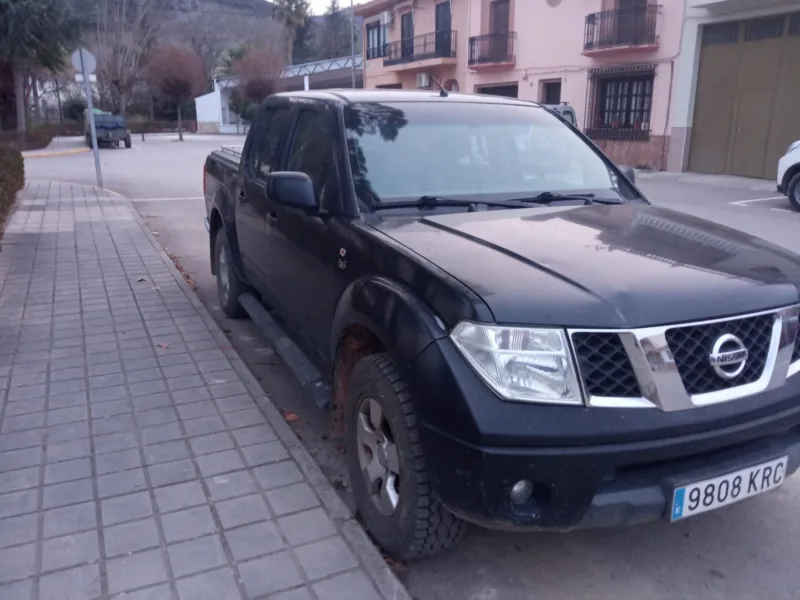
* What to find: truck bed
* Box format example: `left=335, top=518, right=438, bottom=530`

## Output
left=210, top=145, right=243, bottom=169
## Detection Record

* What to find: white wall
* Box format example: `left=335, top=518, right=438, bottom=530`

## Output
left=194, top=89, right=221, bottom=133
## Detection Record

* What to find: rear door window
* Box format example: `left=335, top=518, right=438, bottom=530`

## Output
left=285, top=109, right=337, bottom=207
left=248, top=105, right=292, bottom=180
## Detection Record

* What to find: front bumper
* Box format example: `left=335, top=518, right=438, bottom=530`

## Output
left=410, top=338, right=800, bottom=531
left=424, top=422, right=800, bottom=531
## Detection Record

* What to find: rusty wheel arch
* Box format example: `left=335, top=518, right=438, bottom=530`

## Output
left=330, top=324, right=386, bottom=438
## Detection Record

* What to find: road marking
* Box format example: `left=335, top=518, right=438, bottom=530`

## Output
left=730, top=196, right=785, bottom=206
left=129, top=196, right=203, bottom=202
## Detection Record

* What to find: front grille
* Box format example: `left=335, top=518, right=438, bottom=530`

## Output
left=665, top=315, right=774, bottom=395
left=572, top=332, right=641, bottom=397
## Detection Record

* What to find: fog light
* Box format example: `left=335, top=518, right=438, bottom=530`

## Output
left=510, top=480, right=534, bottom=505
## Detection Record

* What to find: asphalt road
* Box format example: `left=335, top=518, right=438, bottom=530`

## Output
left=24, top=135, right=800, bottom=600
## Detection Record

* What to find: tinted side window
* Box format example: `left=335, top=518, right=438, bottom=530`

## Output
left=253, top=106, right=292, bottom=179
left=245, top=108, right=271, bottom=175
left=286, top=110, right=336, bottom=206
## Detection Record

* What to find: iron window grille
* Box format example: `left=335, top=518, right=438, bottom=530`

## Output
left=585, top=64, right=655, bottom=141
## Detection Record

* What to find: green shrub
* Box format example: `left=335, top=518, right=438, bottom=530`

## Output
left=0, top=128, right=56, bottom=151
left=0, top=146, right=24, bottom=238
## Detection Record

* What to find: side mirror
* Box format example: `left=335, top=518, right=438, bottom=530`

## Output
left=618, top=165, right=636, bottom=185
left=266, top=171, right=316, bottom=210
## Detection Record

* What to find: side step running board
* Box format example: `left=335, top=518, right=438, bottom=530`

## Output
left=238, top=293, right=331, bottom=410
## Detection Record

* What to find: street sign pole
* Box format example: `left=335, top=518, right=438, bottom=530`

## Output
left=74, top=49, right=103, bottom=188
left=350, top=0, right=356, bottom=88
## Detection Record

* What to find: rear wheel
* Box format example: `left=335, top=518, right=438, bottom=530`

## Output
left=788, top=172, right=800, bottom=212
left=124, top=135, right=132, bottom=149
left=214, top=232, right=246, bottom=318
left=345, top=353, right=467, bottom=560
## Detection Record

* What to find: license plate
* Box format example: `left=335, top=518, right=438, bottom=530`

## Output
left=670, top=456, right=788, bottom=521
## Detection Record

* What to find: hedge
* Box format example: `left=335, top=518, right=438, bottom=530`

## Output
left=0, top=119, right=200, bottom=152
left=0, top=128, right=57, bottom=151
left=0, top=146, right=24, bottom=239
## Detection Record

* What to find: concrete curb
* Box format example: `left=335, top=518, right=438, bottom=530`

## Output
left=22, top=147, right=89, bottom=159
left=64, top=179, right=412, bottom=600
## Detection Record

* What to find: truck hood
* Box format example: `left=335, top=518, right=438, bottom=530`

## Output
left=371, top=203, right=800, bottom=328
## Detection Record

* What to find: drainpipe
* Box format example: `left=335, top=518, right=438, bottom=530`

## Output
left=659, top=59, right=675, bottom=172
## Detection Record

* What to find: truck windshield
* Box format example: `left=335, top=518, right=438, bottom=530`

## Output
left=344, top=101, right=626, bottom=207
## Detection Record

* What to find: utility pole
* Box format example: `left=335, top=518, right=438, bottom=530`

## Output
left=350, top=0, right=357, bottom=88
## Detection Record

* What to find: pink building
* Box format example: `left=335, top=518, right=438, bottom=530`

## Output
left=356, top=0, right=800, bottom=177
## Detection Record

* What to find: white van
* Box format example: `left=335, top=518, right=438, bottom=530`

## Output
left=777, top=140, right=800, bottom=212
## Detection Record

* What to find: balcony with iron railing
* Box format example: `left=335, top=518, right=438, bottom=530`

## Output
left=383, top=30, right=457, bottom=69
left=584, top=5, right=660, bottom=56
left=468, top=31, right=517, bottom=70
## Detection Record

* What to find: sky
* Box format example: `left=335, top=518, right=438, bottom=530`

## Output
left=308, top=0, right=367, bottom=17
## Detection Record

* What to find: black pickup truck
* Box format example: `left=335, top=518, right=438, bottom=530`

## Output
left=204, top=89, right=800, bottom=560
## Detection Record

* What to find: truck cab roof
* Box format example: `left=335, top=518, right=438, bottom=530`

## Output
left=271, top=88, right=544, bottom=108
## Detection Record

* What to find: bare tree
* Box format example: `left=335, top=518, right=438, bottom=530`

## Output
left=94, top=0, right=161, bottom=115
left=146, top=44, right=206, bottom=141
left=317, top=0, right=352, bottom=60
left=273, top=0, right=311, bottom=65
left=231, top=45, right=286, bottom=105
left=176, top=12, right=283, bottom=81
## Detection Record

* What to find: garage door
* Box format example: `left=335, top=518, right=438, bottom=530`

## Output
left=688, top=13, right=800, bottom=179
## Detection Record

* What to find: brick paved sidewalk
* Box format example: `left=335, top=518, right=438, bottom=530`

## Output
left=0, top=180, right=410, bottom=600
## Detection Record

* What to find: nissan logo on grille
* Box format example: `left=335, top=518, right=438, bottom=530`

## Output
left=709, top=333, right=749, bottom=380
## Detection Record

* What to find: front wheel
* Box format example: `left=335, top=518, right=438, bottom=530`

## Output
left=788, top=172, right=800, bottom=212
left=124, top=135, right=132, bottom=149
left=214, top=232, right=247, bottom=318
left=345, top=353, right=467, bottom=560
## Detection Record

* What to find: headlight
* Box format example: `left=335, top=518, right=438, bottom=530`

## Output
left=787, top=140, right=800, bottom=154
left=450, top=322, right=583, bottom=405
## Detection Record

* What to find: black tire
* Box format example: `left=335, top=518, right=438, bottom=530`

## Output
left=788, top=172, right=800, bottom=212
left=345, top=353, right=467, bottom=560
left=124, top=135, right=132, bottom=149
left=214, top=232, right=247, bottom=319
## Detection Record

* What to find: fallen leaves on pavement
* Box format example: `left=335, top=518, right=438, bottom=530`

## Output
left=383, top=554, right=408, bottom=576
left=280, top=408, right=300, bottom=422
left=166, top=251, right=198, bottom=290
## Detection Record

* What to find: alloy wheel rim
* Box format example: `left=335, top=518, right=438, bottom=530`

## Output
left=356, top=397, right=401, bottom=516
left=218, top=244, right=230, bottom=303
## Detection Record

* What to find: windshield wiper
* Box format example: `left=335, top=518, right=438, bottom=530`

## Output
left=508, top=192, right=623, bottom=205
left=370, top=196, right=531, bottom=211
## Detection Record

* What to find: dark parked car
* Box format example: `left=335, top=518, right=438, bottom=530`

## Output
left=204, top=89, right=800, bottom=560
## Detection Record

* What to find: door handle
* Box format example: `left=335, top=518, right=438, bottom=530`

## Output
left=266, top=211, right=279, bottom=226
